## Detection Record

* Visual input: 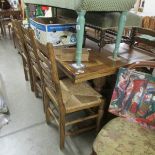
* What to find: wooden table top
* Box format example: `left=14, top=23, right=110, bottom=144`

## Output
left=57, top=44, right=155, bottom=83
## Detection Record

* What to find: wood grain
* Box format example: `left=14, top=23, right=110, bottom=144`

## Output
left=57, top=44, right=155, bottom=83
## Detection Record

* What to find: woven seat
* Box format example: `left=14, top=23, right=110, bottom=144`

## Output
left=46, top=78, right=102, bottom=113
left=92, top=61, right=155, bottom=155
left=93, top=117, right=155, bottom=155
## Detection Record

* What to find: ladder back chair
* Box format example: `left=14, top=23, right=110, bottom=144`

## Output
left=35, top=39, right=104, bottom=149
left=11, top=20, right=34, bottom=91
left=130, top=27, right=155, bottom=52
left=22, top=27, right=42, bottom=97
left=11, top=20, right=22, bottom=54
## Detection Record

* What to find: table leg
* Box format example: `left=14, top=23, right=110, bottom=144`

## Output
left=75, top=10, right=86, bottom=68
left=25, top=3, right=30, bottom=27
left=93, top=77, right=106, bottom=92
left=113, top=11, right=127, bottom=59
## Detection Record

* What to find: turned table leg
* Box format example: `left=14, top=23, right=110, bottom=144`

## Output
left=25, top=3, right=30, bottom=27
left=113, top=11, right=127, bottom=59
left=93, top=77, right=106, bottom=92
left=75, top=10, right=86, bottom=68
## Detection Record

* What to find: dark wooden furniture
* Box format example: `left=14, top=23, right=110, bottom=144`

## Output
left=0, top=0, right=11, bottom=10
left=130, top=27, right=155, bottom=52
left=84, top=12, right=142, bottom=51
left=11, top=19, right=17, bottom=47
left=12, top=20, right=34, bottom=91
left=35, top=40, right=104, bottom=149
left=0, top=10, right=21, bottom=38
left=57, top=44, right=155, bottom=84
left=22, top=27, right=42, bottom=97
left=0, top=10, right=21, bottom=18
left=85, top=25, right=130, bottom=52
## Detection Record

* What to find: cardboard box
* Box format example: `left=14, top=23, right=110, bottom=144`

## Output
left=54, top=48, right=90, bottom=62
left=30, top=17, right=76, bottom=46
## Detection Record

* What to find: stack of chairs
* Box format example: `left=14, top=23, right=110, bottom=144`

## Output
left=11, top=20, right=34, bottom=92
left=21, top=27, right=42, bottom=98
left=11, top=19, right=105, bottom=149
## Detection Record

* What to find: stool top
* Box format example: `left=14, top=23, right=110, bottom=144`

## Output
left=93, top=117, right=155, bottom=155
left=81, top=0, right=135, bottom=11
left=24, top=0, right=135, bottom=12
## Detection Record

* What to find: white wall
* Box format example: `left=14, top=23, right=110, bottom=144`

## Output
left=143, top=0, right=155, bottom=15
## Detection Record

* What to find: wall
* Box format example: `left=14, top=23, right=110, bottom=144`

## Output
left=143, top=0, right=155, bottom=15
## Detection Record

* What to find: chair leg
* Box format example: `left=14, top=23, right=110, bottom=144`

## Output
left=46, top=107, right=51, bottom=125
left=91, top=149, right=97, bottom=155
left=12, top=31, right=16, bottom=48
left=22, top=57, right=29, bottom=81
left=8, top=25, right=11, bottom=39
left=0, top=23, right=3, bottom=38
left=32, top=68, right=39, bottom=97
left=3, top=23, right=7, bottom=37
left=33, top=77, right=39, bottom=97
left=42, top=86, right=46, bottom=112
left=0, top=22, right=5, bottom=37
left=44, top=91, right=51, bottom=124
left=28, top=66, right=34, bottom=92
left=60, top=115, right=65, bottom=150
left=96, top=101, right=104, bottom=132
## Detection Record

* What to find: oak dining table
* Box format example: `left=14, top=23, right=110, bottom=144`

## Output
left=56, top=44, right=155, bottom=85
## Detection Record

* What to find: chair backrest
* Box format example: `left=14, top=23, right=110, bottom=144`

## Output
left=35, top=39, right=64, bottom=110
left=0, top=0, right=11, bottom=10
left=132, top=27, right=155, bottom=48
left=21, top=27, right=41, bottom=74
left=11, top=20, right=27, bottom=56
left=0, top=10, right=21, bottom=19
left=11, top=10, right=21, bottom=20
left=109, top=61, right=155, bottom=129
left=128, top=61, right=155, bottom=69
left=142, top=16, right=155, bottom=30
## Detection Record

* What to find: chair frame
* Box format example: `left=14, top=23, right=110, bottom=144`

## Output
left=11, top=19, right=34, bottom=91
left=130, top=27, right=155, bottom=50
left=35, top=40, right=104, bottom=149
left=0, top=10, right=21, bottom=39
left=22, top=27, right=43, bottom=97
